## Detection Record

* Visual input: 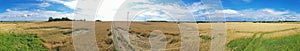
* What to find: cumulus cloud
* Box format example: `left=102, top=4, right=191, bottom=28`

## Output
left=260, top=8, right=289, bottom=15
left=4, top=0, right=295, bottom=21
left=39, top=2, right=51, bottom=7
left=0, top=10, right=73, bottom=21
left=48, top=0, right=78, bottom=9
left=220, top=9, right=239, bottom=14
left=131, top=0, right=300, bottom=21
left=6, top=9, right=12, bottom=12
left=208, top=8, right=297, bottom=21
left=0, top=0, right=77, bottom=21
left=134, top=10, right=173, bottom=21
left=95, top=0, right=300, bottom=21
left=121, top=0, right=205, bottom=21
left=97, top=0, right=126, bottom=21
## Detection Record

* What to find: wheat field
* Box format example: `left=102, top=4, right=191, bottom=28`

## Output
left=0, top=21, right=299, bottom=51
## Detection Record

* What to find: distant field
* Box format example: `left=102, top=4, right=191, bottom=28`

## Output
left=0, top=21, right=300, bottom=51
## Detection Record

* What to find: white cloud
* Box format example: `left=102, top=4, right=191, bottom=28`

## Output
left=134, top=10, right=172, bottom=21
left=96, top=0, right=299, bottom=21
left=123, top=0, right=204, bottom=21
left=210, top=8, right=298, bottom=21
left=261, top=8, right=289, bottom=15
left=217, top=9, right=239, bottom=14
left=6, top=9, right=12, bottom=12
left=97, top=0, right=126, bottom=21
left=48, top=0, right=78, bottom=9
left=139, top=11, right=161, bottom=17
left=39, top=2, right=51, bottom=7
left=96, top=0, right=209, bottom=21
left=0, top=10, right=74, bottom=21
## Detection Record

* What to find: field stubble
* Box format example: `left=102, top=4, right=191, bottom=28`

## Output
left=0, top=22, right=300, bottom=51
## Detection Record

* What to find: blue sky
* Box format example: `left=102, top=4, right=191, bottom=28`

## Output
left=221, top=0, right=300, bottom=21
left=0, top=0, right=299, bottom=21
left=222, top=0, right=300, bottom=13
left=0, top=0, right=73, bottom=13
left=0, top=0, right=76, bottom=21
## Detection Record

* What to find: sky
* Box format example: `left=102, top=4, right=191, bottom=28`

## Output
left=0, top=0, right=299, bottom=21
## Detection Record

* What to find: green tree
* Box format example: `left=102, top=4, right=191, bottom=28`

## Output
left=48, top=17, right=53, bottom=22
left=96, top=20, right=102, bottom=22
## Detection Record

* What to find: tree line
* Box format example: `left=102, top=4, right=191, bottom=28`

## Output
left=48, top=17, right=102, bottom=22
left=48, top=17, right=72, bottom=22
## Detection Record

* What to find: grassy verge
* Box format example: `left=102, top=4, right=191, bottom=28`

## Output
left=227, top=34, right=300, bottom=51
left=0, top=33, right=47, bottom=51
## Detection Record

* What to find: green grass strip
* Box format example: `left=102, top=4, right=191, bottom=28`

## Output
left=0, top=34, right=47, bottom=51
left=228, top=34, right=300, bottom=51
